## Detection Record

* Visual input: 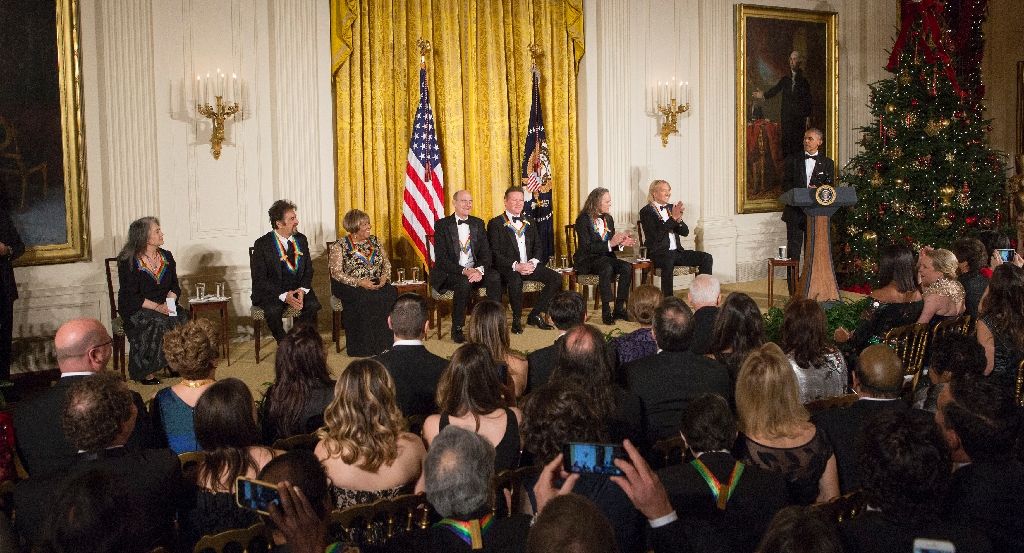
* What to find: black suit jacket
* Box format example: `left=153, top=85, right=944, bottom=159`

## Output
left=659, top=452, right=789, bottom=553
left=0, top=206, right=25, bottom=301
left=811, top=398, right=907, bottom=493
left=943, top=459, right=1024, bottom=553
left=763, top=70, right=812, bottom=131
left=639, top=204, right=691, bottom=259
left=625, top=351, right=732, bottom=442
left=526, top=336, right=563, bottom=395
left=487, top=213, right=547, bottom=269
left=430, top=215, right=492, bottom=284
left=781, top=153, right=835, bottom=224
left=839, top=511, right=992, bottom=553
left=373, top=344, right=447, bottom=420
left=572, top=212, right=618, bottom=271
left=250, top=231, right=315, bottom=307
left=688, top=306, right=719, bottom=356
left=13, top=374, right=157, bottom=478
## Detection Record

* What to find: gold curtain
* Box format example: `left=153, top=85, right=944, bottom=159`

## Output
left=331, top=0, right=584, bottom=268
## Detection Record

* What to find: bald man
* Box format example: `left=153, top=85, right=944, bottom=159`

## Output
left=13, top=318, right=156, bottom=477
left=812, top=344, right=908, bottom=493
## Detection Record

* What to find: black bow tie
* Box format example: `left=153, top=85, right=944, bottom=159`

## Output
left=511, top=216, right=522, bottom=223
left=804, top=153, right=819, bottom=160
left=659, top=205, right=669, bottom=212
left=457, top=219, right=468, bottom=225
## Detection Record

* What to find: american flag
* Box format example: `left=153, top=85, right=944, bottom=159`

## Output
left=402, top=67, right=445, bottom=263
left=521, top=67, right=554, bottom=259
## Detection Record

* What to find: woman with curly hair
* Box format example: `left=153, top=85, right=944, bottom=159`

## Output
left=259, top=323, right=335, bottom=444
left=423, top=342, right=522, bottom=472
left=782, top=299, right=848, bottom=403
left=180, top=378, right=279, bottom=547
left=610, top=285, right=661, bottom=368
left=315, top=359, right=424, bottom=509
left=706, top=292, right=765, bottom=383
left=976, top=263, right=1024, bottom=381
left=152, top=318, right=220, bottom=454
left=467, top=299, right=527, bottom=397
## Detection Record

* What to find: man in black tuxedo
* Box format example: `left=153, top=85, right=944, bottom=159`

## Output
left=13, top=318, right=155, bottom=478
left=251, top=200, right=321, bottom=340
left=625, top=297, right=731, bottom=443
left=686, top=275, right=720, bottom=356
left=487, top=186, right=561, bottom=333
left=373, top=294, right=447, bottom=421
left=781, top=129, right=834, bottom=293
left=526, top=290, right=587, bottom=394
left=14, top=372, right=189, bottom=548
left=0, top=204, right=24, bottom=383
left=753, top=50, right=813, bottom=159
left=812, top=344, right=907, bottom=493
left=639, top=180, right=713, bottom=297
left=429, top=190, right=501, bottom=343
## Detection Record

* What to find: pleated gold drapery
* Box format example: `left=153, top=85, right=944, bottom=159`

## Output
left=330, top=0, right=584, bottom=268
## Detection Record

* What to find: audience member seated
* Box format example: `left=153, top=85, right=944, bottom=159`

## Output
left=686, top=275, right=721, bottom=356
left=116, top=216, right=189, bottom=384
left=424, top=343, right=522, bottom=472
left=976, top=229, right=1012, bottom=278
left=625, top=297, right=731, bottom=442
left=387, top=425, right=532, bottom=552
left=526, top=290, right=587, bottom=394
left=952, top=237, right=989, bottom=318
left=735, top=343, right=839, bottom=505
left=526, top=494, right=618, bottom=553
left=45, top=469, right=153, bottom=553
left=15, top=372, right=190, bottom=548
left=812, top=344, right=908, bottom=493
left=259, top=450, right=334, bottom=553
left=573, top=187, right=636, bottom=324
left=153, top=318, right=220, bottom=454
left=521, top=384, right=644, bottom=551
left=834, top=244, right=923, bottom=352
left=606, top=439, right=683, bottom=553
left=659, top=394, right=788, bottom=553
left=917, top=247, right=966, bottom=324
left=329, top=208, right=398, bottom=357
left=14, top=318, right=155, bottom=478
left=937, top=374, right=1024, bottom=553
left=373, top=293, right=448, bottom=419
left=781, top=299, right=848, bottom=403
left=705, top=292, right=765, bottom=384
left=469, top=299, right=528, bottom=397
left=180, top=378, right=279, bottom=548
left=315, top=359, right=425, bottom=509
left=975, top=263, right=1024, bottom=382
left=914, top=333, right=985, bottom=412
left=609, top=285, right=661, bottom=371
left=756, top=506, right=843, bottom=553
left=259, top=323, right=335, bottom=444
left=838, top=409, right=992, bottom=553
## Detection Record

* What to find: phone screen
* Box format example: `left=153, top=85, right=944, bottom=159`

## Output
left=562, top=442, right=626, bottom=476
left=912, top=538, right=956, bottom=553
left=997, top=248, right=1014, bottom=263
left=235, top=476, right=281, bottom=514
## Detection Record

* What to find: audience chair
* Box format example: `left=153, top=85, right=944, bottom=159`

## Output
left=194, top=522, right=271, bottom=553
left=326, top=492, right=432, bottom=548
left=651, top=435, right=687, bottom=469
left=270, top=432, right=320, bottom=452
left=103, top=258, right=128, bottom=377
left=882, top=322, right=930, bottom=398
left=563, top=225, right=602, bottom=311
left=492, top=465, right=541, bottom=517
left=635, top=222, right=696, bottom=292
left=803, top=393, right=859, bottom=416
left=424, top=232, right=487, bottom=339
left=248, top=247, right=301, bottom=363
left=326, top=241, right=344, bottom=354
left=930, top=314, right=973, bottom=342
left=810, top=490, right=868, bottom=524
left=1015, top=358, right=1024, bottom=408
left=178, top=451, right=206, bottom=484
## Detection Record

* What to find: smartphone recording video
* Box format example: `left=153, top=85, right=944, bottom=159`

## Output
left=235, top=476, right=281, bottom=515
left=562, top=442, right=626, bottom=476
left=997, top=248, right=1014, bottom=263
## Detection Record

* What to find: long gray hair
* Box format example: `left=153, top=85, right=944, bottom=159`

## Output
left=117, top=217, right=159, bottom=261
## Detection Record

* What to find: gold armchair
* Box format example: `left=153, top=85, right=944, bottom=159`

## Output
left=326, top=492, right=432, bottom=548
left=193, top=523, right=270, bottom=553
left=882, top=322, right=930, bottom=396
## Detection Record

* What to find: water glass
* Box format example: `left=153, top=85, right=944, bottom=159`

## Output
left=397, top=268, right=406, bottom=283
left=195, top=282, right=206, bottom=300
left=778, top=246, right=788, bottom=259
left=215, top=282, right=225, bottom=298
left=639, top=247, right=648, bottom=260
left=560, top=255, right=568, bottom=270
left=411, top=266, right=421, bottom=282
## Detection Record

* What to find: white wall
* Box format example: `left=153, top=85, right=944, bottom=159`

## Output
left=579, top=0, right=898, bottom=284
left=11, top=0, right=335, bottom=373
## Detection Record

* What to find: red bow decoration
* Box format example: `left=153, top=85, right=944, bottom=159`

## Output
left=886, top=0, right=965, bottom=98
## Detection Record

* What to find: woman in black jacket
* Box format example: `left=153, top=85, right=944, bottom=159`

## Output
left=573, top=187, right=636, bottom=324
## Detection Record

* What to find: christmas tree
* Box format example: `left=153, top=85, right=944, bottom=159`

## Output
left=835, top=0, right=1007, bottom=287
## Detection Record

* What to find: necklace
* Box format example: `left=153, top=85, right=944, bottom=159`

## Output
left=181, top=378, right=215, bottom=388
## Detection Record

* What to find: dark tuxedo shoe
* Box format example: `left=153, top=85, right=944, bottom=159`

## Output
left=613, top=308, right=630, bottom=321
left=452, top=327, right=466, bottom=344
left=601, top=304, right=614, bottom=325
left=138, top=377, right=161, bottom=386
left=527, top=314, right=553, bottom=330
left=511, top=319, right=524, bottom=334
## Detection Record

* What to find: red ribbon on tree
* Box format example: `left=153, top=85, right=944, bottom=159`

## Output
left=886, top=0, right=965, bottom=98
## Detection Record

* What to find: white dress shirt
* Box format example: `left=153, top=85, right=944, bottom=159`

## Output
left=804, top=150, right=818, bottom=186
left=454, top=216, right=480, bottom=271
left=275, top=231, right=310, bottom=301
left=506, top=211, right=538, bottom=268
left=653, top=204, right=678, bottom=251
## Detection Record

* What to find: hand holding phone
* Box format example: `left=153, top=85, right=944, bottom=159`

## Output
left=996, top=248, right=1014, bottom=263
left=562, top=442, right=627, bottom=476
left=236, top=476, right=281, bottom=515
left=912, top=538, right=956, bottom=553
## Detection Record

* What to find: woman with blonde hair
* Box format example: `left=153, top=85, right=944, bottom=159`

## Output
left=467, top=299, right=527, bottom=397
left=315, top=359, right=424, bottom=508
left=736, top=343, right=839, bottom=505
left=153, top=318, right=220, bottom=454
left=916, top=247, right=965, bottom=324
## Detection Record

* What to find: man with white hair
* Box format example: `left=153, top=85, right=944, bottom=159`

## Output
left=687, top=275, right=720, bottom=355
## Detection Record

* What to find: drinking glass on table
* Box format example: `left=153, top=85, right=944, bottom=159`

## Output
left=639, top=247, right=648, bottom=261
left=215, top=282, right=225, bottom=298
left=411, top=266, right=421, bottom=282
left=396, top=268, right=406, bottom=284
left=195, top=283, right=206, bottom=300
left=560, top=255, right=569, bottom=270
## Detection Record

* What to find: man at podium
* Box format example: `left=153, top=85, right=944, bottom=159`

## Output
left=782, top=128, right=834, bottom=293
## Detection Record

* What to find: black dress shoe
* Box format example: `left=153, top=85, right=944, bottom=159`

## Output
left=613, top=309, right=630, bottom=321
left=452, top=327, right=466, bottom=343
left=138, top=377, right=161, bottom=386
left=527, top=314, right=553, bottom=330
left=602, top=312, right=615, bottom=325
left=511, top=319, right=524, bottom=334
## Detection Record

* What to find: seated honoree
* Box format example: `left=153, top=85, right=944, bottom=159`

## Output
left=329, top=209, right=398, bottom=357
left=487, top=186, right=561, bottom=333
left=638, top=180, right=713, bottom=297
left=250, top=200, right=321, bottom=341
left=117, top=216, right=189, bottom=384
left=430, top=190, right=501, bottom=343
left=573, top=187, right=637, bottom=324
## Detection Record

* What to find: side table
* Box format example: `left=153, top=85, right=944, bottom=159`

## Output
left=631, top=259, right=653, bottom=289
left=766, top=258, right=800, bottom=307
left=189, top=298, right=231, bottom=366
left=394, top=280, right=428, bottom=297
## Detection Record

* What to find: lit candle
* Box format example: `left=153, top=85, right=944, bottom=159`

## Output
left=195, top=75, right=201, bottom=106
left=205, top=73, right=211, bottom=104
left=232, top=74, right=239, bottom=104
left=670, top=77, right=676, bottom=101
left=684, top=81, right=690, bottom=105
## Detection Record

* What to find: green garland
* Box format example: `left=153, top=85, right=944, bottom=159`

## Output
left=763, top=297, right=872, bottom=344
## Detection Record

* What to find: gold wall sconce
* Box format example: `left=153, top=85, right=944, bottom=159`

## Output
left=647, top=79, right=691, bottom=147
left=195, top=70, right=242, bottom=160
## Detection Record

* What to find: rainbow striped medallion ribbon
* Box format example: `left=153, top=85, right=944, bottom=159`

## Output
left=344, top=236, right=379, bottom=267
left=690, top=458, right=745, bottom=510
left=460, top=233, right=473, bottom=254
left=435, top=513, right=493, bottom=550
left=137, top=251, right=168, bottom=283
left=273, top=236, right=303, bottom=274
left=504, top=214, right=530, bottom=238
left=592, top=216, right=610, bottom=241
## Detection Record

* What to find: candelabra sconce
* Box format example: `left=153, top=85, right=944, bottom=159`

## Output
left=197, top=96, right=239, bottom=160
left=647, top=79, right=691, bottom=147
left=194, top=70, right=243, bottom=160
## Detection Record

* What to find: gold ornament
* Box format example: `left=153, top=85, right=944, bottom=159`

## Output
left=898, top=71, right=913, bottom=86
left=887, top=146, right=903, bottom=160
left=894, top=178, right=909, bottom=191
left=938, top=184, right=956, bottom=206
left=935, top=215, right=952, bottom=230
left=885, top=103, right=897, bottom=114
left=862, top=230, right=878, bottom=245
left=904, top=112, right=917, bottom=127
left=945, top=152, right=955, bottom=162
left=939, top=117, right=950, bottom=128
left=870, top=171, right=884, bottom=188
left=925, top=120, right=942, bottom=136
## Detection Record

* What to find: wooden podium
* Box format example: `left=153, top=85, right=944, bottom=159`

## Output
left=778, top=187, right=857, bottom=302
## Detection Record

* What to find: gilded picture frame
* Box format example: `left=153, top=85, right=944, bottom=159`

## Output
left=734, top=5, right=838, bottom=214
left=0, top=0, right=89, bottom=265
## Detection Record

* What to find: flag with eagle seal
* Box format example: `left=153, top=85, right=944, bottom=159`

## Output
left=520, top=66, right=554, bottom=260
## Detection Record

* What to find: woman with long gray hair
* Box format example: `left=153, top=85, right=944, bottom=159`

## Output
left=117, top=216, right=188, bottom=384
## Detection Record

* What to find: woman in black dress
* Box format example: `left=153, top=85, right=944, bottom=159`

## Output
left=329, top=209, right=398, bottom=357
left=573, top=187, right=636, bottom=324
left=259, top=322, right=335, bottom=444
left=117, top=217, right=188, bottom=384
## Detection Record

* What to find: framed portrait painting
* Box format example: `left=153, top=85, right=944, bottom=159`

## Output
left=734, top=5, right=838, bottom=214
left=0, top=0, right=89, bottom=265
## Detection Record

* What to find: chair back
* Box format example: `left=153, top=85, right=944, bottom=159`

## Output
left=804, top=393, right=859, bottom=416
left=492, top=465, right=542, bottom=517
left=271, top=432, right=320, bottom=452
left=635, top=221, right=646, bottom=246
left=193, top=522, right=270, bottom=553
left=1016, top=358, right=1024, bottom=407
left=651, top=435, right=687, bottom=469
left=178, top=451, right=206, bottom=483
left=564, top=224, right=577, bottom=260
left=425, top=233, right=436, bottom=269
left=104, top=257, right=120, bottom=320
left=811, top=490, right=868, bottom=524
left=883, top=323, right=929, bottom=377
left=931, top=315, right=973, bottom=342
left=326, top=492, right=432, bottom=548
